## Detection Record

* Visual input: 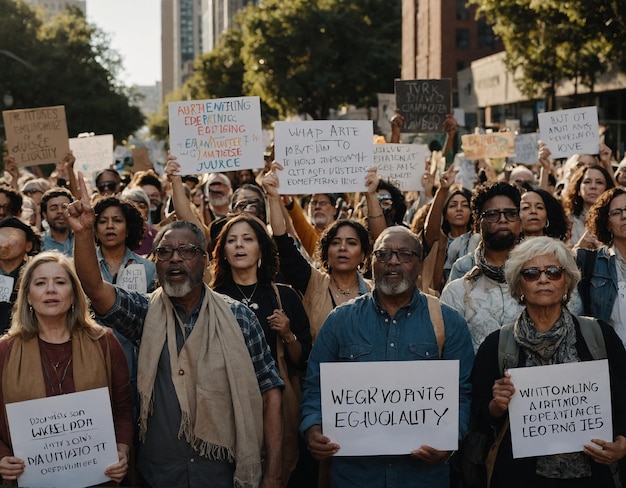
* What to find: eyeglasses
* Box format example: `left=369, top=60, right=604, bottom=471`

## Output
left=377, top=194, right=394, bottom=209
left=24, top=188, right=43, bottom=196
left=234, top=198, right=262, bottom=212
left=97, top=181, right=117, bottom=192
left=608, top=207, right=626, bottom=219
left=521, top=266, right=565, bottom=282
left=373, top=248, right=419, bottom=263
left=154, top=245, right=206, bottom=261
left=481, top=208, right=520, bottom=223
left=309, top=199, right=332, bottom=208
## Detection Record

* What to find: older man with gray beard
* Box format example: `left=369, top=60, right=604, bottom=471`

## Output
left=67, top=174, right=283, bottom=488
left=300, top=226, right=474, bottom=488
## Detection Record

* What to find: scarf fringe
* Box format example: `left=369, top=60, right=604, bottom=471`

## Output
left=138, top=392, right=154, bottom=443
left=179, top=409, right=235, bottom=463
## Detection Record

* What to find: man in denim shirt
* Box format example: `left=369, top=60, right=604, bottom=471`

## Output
left=300, top=226, right=474, bottom=487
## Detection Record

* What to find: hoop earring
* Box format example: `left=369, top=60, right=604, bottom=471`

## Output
left=358, top=261, right=365, bottom=272
left=544, top=219, right=550, bottom=230
left=562, top=293, right=569, bottom=303
left=520, top=294, right=525, bottom=304
left=257, top=258, right=262, bottom=269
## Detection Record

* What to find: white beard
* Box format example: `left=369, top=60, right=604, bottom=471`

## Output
left=162, top=280, right=194, bottom=298
left=376, top=276, right=413, bottom=296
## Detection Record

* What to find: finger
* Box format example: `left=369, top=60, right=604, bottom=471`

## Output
left=271, top=161, right=284, bottom=171
left=77, top=172, right=90, bottom=203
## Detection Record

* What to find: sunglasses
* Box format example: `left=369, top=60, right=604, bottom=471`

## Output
left=520, top=266, right=565, bottom=282
left=97, top=181, right=117, bottom=192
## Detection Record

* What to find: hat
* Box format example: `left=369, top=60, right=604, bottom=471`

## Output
left=0, top=216, right=41, bottom=255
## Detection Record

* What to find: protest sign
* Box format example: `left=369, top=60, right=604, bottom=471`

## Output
left=3, top=105, right=69, bottom=166
left=377, top=93, right=396, bottom=134
left=274, top=121, right=373, bottom=194
left=117, top=263, right=148, bottom=293
left=320, top=360, right=459, bottom=456
left=6, top=387, right=118, bottom=488
left=69, top=134, right=114, bottom=175
left=168, top=96, right=264, bottom=175
left=0, top=275, right=13, bottom=302
left=461, top=132, right=515, bottom=160
left=131, top=147, right=153, bottom=172
left=373, top=144, right=429, bottom=191
left=508, top=360, right=612, bottom=459
left=537, top=106, right=599, bottom=159
left=512, top=133, right=540, bottom=165
left=394, top=79, right=452, bottom=133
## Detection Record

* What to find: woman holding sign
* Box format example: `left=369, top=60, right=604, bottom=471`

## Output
left=0, top=252, right=133, bottom=484
left=471, top=237, right=626, bottom=487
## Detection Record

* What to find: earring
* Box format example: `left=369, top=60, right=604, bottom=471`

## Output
left=70, top=303, right=75, bottom=314
left=544, top=219, right=550, bottom=230
left=29, top=304, right=34, bottom=313
left=257, top=258, right=262, bottom=269
left=562, top=293, right=569, bottom=303
left=358, top=261, right=365, bottom=272
left=520, top=294, right=525, bottom=304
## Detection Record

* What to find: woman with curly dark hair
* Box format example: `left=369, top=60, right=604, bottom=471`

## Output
left=562, top=164, right=614, bottom=246
left=211, top=212, right=312, bottom=485
left=93, top=196, right=156, bottom=293
left=520, top=188, right=568, bottom=241
left=576, top=187, right=626, bottom=346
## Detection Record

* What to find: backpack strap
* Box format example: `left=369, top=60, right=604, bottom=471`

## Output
left=576, top=316, right=607, bottom=360
left=497, top=322, right=518, bottom=375
left=426, top=294, right=445, bottom=358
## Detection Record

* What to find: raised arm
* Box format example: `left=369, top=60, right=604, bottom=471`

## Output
left=262, top=163, right=287, bottom=236
left=66, top=172, right=117, bottom=315
left=164, top=155, right=203, bottom=228
left=537, top=141, right=553, bottom=192
left=423, top=166, right=458, bottom=250
left=364, top=167, right=387, bottom=240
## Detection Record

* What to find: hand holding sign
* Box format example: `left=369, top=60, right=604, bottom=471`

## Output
left=490, top=371, right=515, bottom=418
left=0, top=455, right=25, bottom=482
left=304, top=426, right=340, bottom=461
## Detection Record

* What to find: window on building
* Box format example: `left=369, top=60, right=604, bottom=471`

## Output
left=456, top=29, right=470, bottom=49
left=457, top=61, right=466, bottom=71
left=456, top=0, right=470, bottom=21
left=477, top=20, right=495, bottom=49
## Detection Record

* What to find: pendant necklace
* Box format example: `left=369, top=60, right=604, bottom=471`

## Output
left=41, top=354, right=73, bottom=395
left=331, top=276, right=358, bottom=296
left=235, top=282, right=259, bottom=310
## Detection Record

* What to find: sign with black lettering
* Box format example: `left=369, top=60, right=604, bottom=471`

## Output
left=320, top=361, right=459, bottom=456
left=274, top=121, right=373, bottom=194
left=508, top=360, right=612, bottom=458
left=373, top=144, right=429, bottom=191
left=537, top=106, right=599, bottom=159
left=6, top=387, right=118, bottom=488
left=394, top=79, right=452, bottom=133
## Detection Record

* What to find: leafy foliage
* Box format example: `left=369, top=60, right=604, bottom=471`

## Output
left=0, top=1, right=144, bottom=141
left=469, top=0, right=626, bottom=108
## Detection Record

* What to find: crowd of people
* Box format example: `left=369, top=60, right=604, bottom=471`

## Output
left=0, top=113, right=626, bottom=488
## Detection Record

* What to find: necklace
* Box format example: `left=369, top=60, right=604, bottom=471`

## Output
left=331, top=276, right=358, bottom=296
left=235, top=282, right=259, bottom=310
left=41, top=354, right=73, bottom=395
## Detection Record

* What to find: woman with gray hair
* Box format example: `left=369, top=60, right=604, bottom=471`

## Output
left=470, top=236, right=626, bottom=487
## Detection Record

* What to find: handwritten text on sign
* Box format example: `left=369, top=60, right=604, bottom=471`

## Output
left=512, top=133, right=540, bottom=165
left=508, top=360, right=612, bottom=459
left=395, top=79, right=452, bottom=133
left=6, top=387, right=118, bottom=488
left=168, top=96, right=264, bottom=175
left=461, top=132, right=516, bottom=160
left=373, top=144, right=429, bottom=191
left=274, top=121, right=373, bottom=194
left=321, top=360, right=459, bottom=456
left=3, top=105, right=69, bottom=166
left=69, top=135, right=114, bottom=177
left=537, top=106, right=599, bottom=159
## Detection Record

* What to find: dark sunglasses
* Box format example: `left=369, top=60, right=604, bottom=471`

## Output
left=521, top=266, right=565, bottom=282
left=97, top=181, right=117, bottom=192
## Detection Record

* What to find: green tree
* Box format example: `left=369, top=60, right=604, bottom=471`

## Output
left=0, top=1, right=143, bottom=142
left=469, top=0, right=626, bottom=110
left=239, top=0, right=401, bottom=119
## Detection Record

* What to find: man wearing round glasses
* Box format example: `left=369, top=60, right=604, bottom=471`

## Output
left=67, top=174, right=283, bottom=488
left=301, top=226, right=473, bottom=487
left=441, top=181, right=525, bottom=352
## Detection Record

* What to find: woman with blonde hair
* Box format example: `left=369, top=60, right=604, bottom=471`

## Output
left=0, top=252, right=133, bottom=485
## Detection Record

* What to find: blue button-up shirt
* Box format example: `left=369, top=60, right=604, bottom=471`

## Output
left=42, top=230, right=74, bottom=257
left=300, top=289, right=474, bottom=488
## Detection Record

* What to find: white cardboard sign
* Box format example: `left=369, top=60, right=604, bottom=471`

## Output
left=168, top=96, right=264, bottom=175
left=537, top=106, right=599, bottom=159
left=273, top=120, right=373, bottom=194
left=512, top=132, right=540, bottom=165
left=6, top=387, right=118, bottom=488
left=373, top=143, right=429, bottom=191
left=320, top=360, right=459, bottom=456
left=508, top=360, right=613, bottom=459
left=69, top=135, right=114, bottom=176
left=117, top=263, right=148, bottom=293
left=0, top=275, right=14, bottom=302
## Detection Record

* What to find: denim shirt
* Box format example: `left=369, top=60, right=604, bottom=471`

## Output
left=577, top=247, right=618, bottom=324
left=42, top=230, right=74, bottom=257
left=300, top=289, right=474, bottom=488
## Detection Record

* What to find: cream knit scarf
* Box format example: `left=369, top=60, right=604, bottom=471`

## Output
left=138, top=286, right=263, bottom=488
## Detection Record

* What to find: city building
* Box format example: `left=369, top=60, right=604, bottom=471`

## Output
left=161, top=0, right=203, bottom=99
left=203, top=0, right=250, bottom=54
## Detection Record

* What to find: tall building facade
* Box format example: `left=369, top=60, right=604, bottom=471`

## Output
left=402, top=0, right=502, bottom=106
left=203, top=0, right=249, bottom=54
left=162, top=0, right=203, bottom=99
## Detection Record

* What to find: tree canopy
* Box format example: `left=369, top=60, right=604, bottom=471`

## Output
left=0, top=0, right=144, bottom=142
left=148, top=0, right=401, bottom=138
left=469, top=0, right=626, bottom=109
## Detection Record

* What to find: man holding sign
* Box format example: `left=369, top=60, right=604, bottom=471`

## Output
left=300, top=226, right=474, bottom=487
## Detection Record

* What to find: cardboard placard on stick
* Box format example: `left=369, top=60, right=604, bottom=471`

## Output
left=3, top=105, right=69, bottom=166
left=461, top=132, right=516, bottom=160
left=131, top=147, right=153, bottom=172
left=394, top=79, right=452, bottom=133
